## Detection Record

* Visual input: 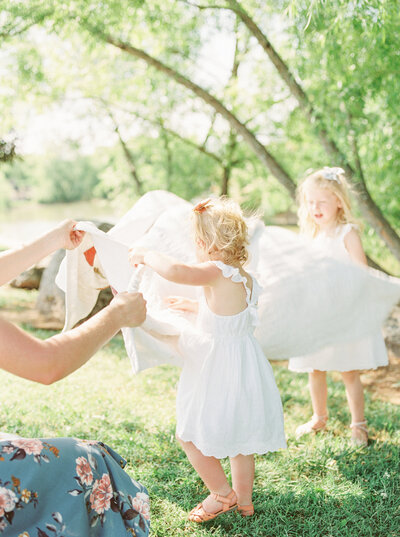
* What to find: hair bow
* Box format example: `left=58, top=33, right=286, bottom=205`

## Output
left=322, top=167, right=345, bottom=184
left=193, top=198, right=212, bottom=213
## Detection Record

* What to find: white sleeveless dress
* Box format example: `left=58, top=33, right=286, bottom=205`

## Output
left=175, top=261, right=287, bottom=459
left=289, top=224, right=389, bottom=373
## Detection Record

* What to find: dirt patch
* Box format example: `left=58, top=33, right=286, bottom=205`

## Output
left=361, top=351, right=400, bottom=405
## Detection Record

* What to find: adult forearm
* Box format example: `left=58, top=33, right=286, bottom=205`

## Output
left=0, top=292, right=145, bottom=385
left=0, top=229, right=61, bottom=286
left=39, top=304, right=122, bottom=383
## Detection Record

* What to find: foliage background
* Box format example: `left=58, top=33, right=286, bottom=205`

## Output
left=1, top=0, right=399, bottom=271
left=1, top=3, right=400, bottom=535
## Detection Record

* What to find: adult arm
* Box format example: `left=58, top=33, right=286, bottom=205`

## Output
left=0, top=220, right=84, bottom=286
left=0, top=292, right=146, bottom=385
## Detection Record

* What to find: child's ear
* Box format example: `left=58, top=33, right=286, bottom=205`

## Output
left=196, top=237, right=206, bottom=248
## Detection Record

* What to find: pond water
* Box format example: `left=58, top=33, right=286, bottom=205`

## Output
left=0, top=199, right=131, bottom=247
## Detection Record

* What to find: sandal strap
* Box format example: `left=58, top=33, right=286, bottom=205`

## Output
left=350, top=420, right=368, bottom=432
left=312, top=414, right=328, bottom=421
left=238, top=503, right=254, bottom=513
left=188, top=491, right=237, bottom=522
left=237, top=503, right=254, bottom=518
left=210, top=489, right=236, bottom=508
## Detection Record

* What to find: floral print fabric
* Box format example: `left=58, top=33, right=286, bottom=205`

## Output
left=0, top=436, right=150, bottom=537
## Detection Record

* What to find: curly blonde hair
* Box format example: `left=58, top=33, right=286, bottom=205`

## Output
left=192, top=197, right=249, bottom=265
left=297, top=167, right=358, bottom=237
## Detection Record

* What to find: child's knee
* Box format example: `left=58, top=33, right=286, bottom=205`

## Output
left=341, top=370, right=360, bottom=383
left=310, top=369, right=326, bottom=379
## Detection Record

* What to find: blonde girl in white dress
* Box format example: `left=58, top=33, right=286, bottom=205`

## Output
left=289, top=167, right=388, bottom=446
left=129, top=197, right=286, bottom=522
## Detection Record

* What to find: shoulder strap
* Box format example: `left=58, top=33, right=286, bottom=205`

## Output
left=338, top=223, right=357, bottom=241
left=211, top=261, right=256, bottom=305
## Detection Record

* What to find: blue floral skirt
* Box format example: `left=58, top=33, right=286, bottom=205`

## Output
left=0, top=436, right=150, bottom=537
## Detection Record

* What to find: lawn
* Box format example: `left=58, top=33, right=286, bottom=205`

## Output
left=0, top=289, right=399, bottom=537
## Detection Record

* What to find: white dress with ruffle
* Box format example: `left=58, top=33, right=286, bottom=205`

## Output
left=176, top=260, right=287, bottom=459
left=289, top=224, right=389, bottom=373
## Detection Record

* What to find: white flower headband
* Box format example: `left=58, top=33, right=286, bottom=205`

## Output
left=322, top=167, right=345, bottom=184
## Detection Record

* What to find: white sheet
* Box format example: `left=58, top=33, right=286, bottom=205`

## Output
left=56, top=190, right=400, bottom=373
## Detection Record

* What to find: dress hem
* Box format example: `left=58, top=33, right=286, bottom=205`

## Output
left=288, top=362, right=388, bottom=373
left=176, top=433, right=287, bottom=459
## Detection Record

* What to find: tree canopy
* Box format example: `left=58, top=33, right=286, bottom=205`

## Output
left=1, top=0, right=399, bottom=271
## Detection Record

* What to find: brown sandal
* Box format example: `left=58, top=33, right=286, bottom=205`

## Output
left=237, top=503, right=254, bottom=517
left=188, top=490, right=237, bottom=523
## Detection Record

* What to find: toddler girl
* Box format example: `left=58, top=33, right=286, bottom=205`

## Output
left=289, top=167, right=388, bottom=445
left=129, top=197, right=286, bottom=521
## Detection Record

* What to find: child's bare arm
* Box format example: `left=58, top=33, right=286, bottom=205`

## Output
left=165, top=296, right=199, bottom=314
left=344, top=229, right=368, bottom=266
left=129, top=248, right=220, bottom=286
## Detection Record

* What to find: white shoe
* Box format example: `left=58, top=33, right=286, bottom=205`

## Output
left=350, top=421, right=368, bottom=447
left=295, top=415, right=328, bottom=439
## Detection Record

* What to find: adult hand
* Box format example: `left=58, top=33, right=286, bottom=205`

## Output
left=55, top=220, right=85, bottom=250
left=109, top=292, right=147, bottom=327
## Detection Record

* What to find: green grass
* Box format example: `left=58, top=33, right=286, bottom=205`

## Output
left=0, top=289, right=399, bottom=536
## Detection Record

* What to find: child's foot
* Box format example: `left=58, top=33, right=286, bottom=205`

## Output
left=237, top=503, right=254, bottom=517
left=295, top=414, right=328, bottom=438
left=188, top=490, right=237, bottom=523
left=350, top=421, right=368, bottom=447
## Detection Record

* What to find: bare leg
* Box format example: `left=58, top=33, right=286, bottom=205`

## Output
left=177, top=436, right=235, bottom=513
left=230, top=454, right=254, bottom=506
left=309, top=370, right=328, bottom=418
left=341, top=370, right=367, bottom=443
left=296, top=370, right=328, bottom=437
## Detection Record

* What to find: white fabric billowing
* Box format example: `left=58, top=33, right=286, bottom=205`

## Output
left=176, top=260, right=286, bottom=458
left=289, top=223, right=389, bottom=372
left=56, top=191, right=196, bottom=372
left=56, top=190, right=400, bottom=374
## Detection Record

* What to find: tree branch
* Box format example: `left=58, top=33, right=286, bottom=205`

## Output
left=0, top=9, right=54, bottom=40
left=100, top=102, right=143, bottom=195
left=95, top=30, right=296, bottom=198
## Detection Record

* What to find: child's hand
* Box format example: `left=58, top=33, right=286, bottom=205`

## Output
left=129, top=247, right=148, bottom=267
left=165, top=296, right=199, bottom=314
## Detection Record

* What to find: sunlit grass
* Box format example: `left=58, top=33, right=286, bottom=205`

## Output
left=0, top=288, right=399, bottom=536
